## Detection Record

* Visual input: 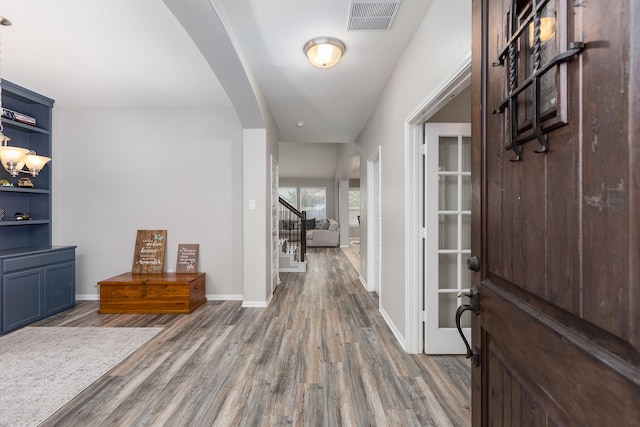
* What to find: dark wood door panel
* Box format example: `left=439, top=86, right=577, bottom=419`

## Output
left=482, top=0, right=637, bottom=350
left=579, top=0, right=633, bottom=345
left=483, top=0, right=581, bottom=311
left=473, top=0, right=639, bottom=424
left=486, top=337, right=565, bottom=426
left=480, top=281, right=640, bottom=426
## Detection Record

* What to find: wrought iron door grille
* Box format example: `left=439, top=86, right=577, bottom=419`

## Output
left=492, top=0, right=584, bottom=161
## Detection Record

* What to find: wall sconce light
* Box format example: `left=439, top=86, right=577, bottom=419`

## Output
left=0, top=17, right=51, bottom=178
left=303, top=37, right=346, bottom=68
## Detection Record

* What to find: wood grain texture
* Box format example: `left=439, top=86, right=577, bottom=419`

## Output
left=36, top=248, right=470, bottom=426
left=131, top=230, right=167, bottom=274
left=97, top=272, right=206, bottom=314
left=473, top=1, right=640, bottom=425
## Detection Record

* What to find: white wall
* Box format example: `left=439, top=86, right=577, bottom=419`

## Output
left=52, top=107, right=244, bottom=299
left=242, top=129, right=268, bottom=305
left=242, top=124, right=279, bottom=307
left=165, top=0, right=282, bottom=306
left=335, top=143, right=357, bottom=181
left=356, top=0, right=472, bottom=344
left=278, top=143, right=338, bottom=180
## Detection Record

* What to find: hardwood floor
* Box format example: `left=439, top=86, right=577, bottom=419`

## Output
left=36, top=248, right=471, bottom=426
left=340, top=238, right=361, bottom=274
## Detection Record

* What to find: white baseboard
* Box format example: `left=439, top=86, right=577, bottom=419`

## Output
left=76, top=294, right=99, bottom=300
left=206, top=294, right=243, bottom=301
left=242, top=301, right=269, bottom=308
left=266, top=291, right=273, bottom=306
left=358, top=275, right=367, bottom=290
left=379, top=304, right=407, bottom=352
left=340, top=244, right=350, bottom=248
left=242, top=291, right=272, bottom=308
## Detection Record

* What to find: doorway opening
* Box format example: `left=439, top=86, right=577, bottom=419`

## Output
left=404, top=56, right=471, bottom=354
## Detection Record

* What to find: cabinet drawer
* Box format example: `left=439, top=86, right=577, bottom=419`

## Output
left=3, top=249, right=75, bottom=273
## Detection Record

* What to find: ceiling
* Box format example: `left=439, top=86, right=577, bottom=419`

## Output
left=0, top=0, right=231, bottom=109
left=0, top=0, right=431, bottom=144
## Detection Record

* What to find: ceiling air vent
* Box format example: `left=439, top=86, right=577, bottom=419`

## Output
left=347, top=0, right=401, bottom=31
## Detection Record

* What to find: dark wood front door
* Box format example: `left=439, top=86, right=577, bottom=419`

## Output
left=470, top=0, right=640, bottom=425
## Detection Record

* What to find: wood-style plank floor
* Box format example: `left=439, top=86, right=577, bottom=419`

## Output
left=36, top=248, right=471, bottom=426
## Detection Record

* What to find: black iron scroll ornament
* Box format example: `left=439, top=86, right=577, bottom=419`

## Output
left=492, top=0, right=584, bottom=161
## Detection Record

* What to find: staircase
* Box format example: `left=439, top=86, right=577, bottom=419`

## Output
left=278, top=198, right=307, bottom=272
left=279, top=238, right=306, bottom=272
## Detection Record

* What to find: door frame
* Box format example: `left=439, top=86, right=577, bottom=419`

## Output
left=366, top=146, right=381, bottom=296
left=404, top=55, right=471, bottom=353
left=270, top=155, right=279, bottom=294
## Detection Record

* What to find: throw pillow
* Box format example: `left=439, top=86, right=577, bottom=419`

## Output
left=328, top=221, right=339, bottom=232
left=305, top=218, right=316, bottom=230
left=319, top=220, right=330, bottom=230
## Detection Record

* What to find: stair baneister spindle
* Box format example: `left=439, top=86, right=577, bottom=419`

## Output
left=278, top=197, right=306, bottom=263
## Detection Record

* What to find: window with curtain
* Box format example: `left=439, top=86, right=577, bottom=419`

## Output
left=349, top=188, right=360, bottom=226
left=300, top=187, right=326, bottom=219
left=278, top=187, right=298, bottom=208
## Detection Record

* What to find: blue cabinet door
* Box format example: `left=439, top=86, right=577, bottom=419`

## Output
left=2, top=268, right=44, bottom=332
left=44, top=262, right=76, bottom=316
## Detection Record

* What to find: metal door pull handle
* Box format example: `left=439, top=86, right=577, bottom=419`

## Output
left=455, top=286, right=480, bottom=366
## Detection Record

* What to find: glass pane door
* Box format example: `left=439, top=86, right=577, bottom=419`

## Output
left=424, top=123, right=471, bottom=354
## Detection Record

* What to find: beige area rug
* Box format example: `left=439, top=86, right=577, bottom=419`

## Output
left=0, top=327, right=163, bottom=427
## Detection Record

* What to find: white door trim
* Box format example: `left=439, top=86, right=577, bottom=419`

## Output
left=270, top=155, right=279, bottom=294
left=404, top=54, right=472, bottom=354
left=366, top=146, right=381, bottom=295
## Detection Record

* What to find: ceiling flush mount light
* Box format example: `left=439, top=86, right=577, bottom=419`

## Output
left=303, top=37, right=346, bottom=68
left=0, top=17, right=51, bottom=177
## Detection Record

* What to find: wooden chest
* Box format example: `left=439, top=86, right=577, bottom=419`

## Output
left=97, top=272, right=206, bottom=314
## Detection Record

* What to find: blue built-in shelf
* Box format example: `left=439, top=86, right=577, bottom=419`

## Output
left=0, top=80, right=76, bottom=335
left=0, top=187, right=50, bottom=194
left=0, top=220, right=50, bottom=227
left=0, top=117, right=50, bottom=134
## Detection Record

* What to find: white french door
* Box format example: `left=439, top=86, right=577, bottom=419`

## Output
left=270, top=156, right=279, bottom=293
left=424, top=123, right=471, bottom=354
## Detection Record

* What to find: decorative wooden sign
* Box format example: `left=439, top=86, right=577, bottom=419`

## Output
left=176, top=244, right=199, bottom=273
left=132, top=230, right=167, bottom=274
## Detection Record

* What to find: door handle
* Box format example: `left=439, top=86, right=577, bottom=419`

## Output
left=467, top=256, right=480, bottom=272
left=456, top=286, right=480, bottom=366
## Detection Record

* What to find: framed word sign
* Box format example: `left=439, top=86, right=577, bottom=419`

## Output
left=176, top=244, right=199, bottom=273
left=132, top=230, right=167, bottom=274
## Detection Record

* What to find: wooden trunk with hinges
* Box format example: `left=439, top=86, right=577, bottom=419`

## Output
left=97, top=272, right=206, bottom=314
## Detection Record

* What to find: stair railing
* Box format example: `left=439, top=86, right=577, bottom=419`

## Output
left=278, top=197, right=306, bottom=262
